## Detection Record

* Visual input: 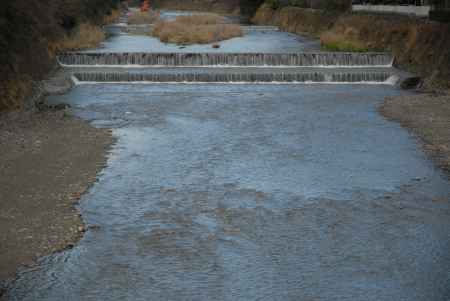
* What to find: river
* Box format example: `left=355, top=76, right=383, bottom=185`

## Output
left=4, top=11, right=450, bottom=301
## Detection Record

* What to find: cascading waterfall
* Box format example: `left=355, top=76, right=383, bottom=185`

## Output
left=73, top=71, right=393, bottom=83
left=58, top=52, right=394, bottom=67
left=60, top=51, right=399, bottom=84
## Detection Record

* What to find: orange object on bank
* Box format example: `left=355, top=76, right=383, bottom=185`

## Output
left=141, top=0, right=150, bottom=12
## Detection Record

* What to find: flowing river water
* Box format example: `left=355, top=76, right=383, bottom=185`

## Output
left=4, top=11, right=450, bottom=301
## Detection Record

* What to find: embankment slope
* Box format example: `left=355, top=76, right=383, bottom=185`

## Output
left=0, top=0, right=120, bottom=111
left=0, top=0, right=118, bottom=286
left=253, top=4, right=450, bottom=174
left=252, top=5, right=450, bottom=88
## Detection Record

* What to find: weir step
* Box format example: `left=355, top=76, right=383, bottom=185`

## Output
left=72, top=69, right=396, bottom=84
left=58, top=52, right=394, bottom=67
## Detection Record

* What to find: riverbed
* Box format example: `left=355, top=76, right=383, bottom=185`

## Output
left=3, top=11, right=450, bottom=301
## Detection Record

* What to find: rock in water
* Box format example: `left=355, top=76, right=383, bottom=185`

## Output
left=401, top=77, right=422, bottom=90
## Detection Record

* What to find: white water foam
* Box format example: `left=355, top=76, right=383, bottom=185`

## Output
left=59, top=62, right=394, bottom=69
left=73, top=80, right=398, bottom=86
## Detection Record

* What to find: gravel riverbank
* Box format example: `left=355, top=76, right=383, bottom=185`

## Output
left=0, top=110, right=113, bottom=284
left=381, top=92, right=450, bottom=174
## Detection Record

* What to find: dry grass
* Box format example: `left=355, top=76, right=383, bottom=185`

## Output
left=57, top=23, right=105, bottom=51
left=103, top=9, right=121, bottom=24
left=173, top=14, right=229, bottom=25
left=128, top=11, right=159, bottom=24
left=152, top=14, right=242, bottom=45
left=0, top=77, right=32, bottom=111
left=320, top=31, right=368, bottom=52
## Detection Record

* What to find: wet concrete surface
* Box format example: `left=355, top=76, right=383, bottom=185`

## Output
left=69, top=67, right=397, bottom=84
left=5, top=84, right=450, bottom=300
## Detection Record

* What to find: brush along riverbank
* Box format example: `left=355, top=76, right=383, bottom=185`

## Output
left=0, top=3, right=121, bottom=285
left=252, top=5, right=450, bottom=89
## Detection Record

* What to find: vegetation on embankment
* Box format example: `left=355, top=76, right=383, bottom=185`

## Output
left=151, top=0, right=241, bottom=14
left=320, top=31, right=368, bottom=52
left=150, top=0, right=264, bottom=16
left=0, top=0, right=121, bottom=111
left=252, top=4, right=450, bottom=88
left=56, top=23, right=107, bottom=51
left=152, top=14, right=242, bottom=45
left=128, top=10, right=160, bottom=25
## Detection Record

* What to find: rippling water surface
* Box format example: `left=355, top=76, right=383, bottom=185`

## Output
left=5, top=12, right=450, bottom=300
left=88, top=28, right=319, bottom=53
left=6, top=84, right=450, bottom=301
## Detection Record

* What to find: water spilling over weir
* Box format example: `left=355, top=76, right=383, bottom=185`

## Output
left=72, top=69, right=393, bottom=83
left=59, top=52, right=398, bottom=84
left=58, top=52, right=393, bottom=67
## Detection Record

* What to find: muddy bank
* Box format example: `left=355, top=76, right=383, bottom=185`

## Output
left=252, top=5, right=450, bottom=88
left=0, top=110, right=113, bottom=284
left=381, top=93, right=450, bottom=173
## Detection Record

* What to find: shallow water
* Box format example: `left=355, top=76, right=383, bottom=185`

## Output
left=97, top=9, right=314, bottom=54
left=87, top=30, right=319, bottom=53
left=5, top=10, right=450, bottom=300
left=7, top=84, right=450, bottom=301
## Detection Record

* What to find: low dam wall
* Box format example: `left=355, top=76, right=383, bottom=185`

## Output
left=58, top=52, right=393, bottom=67
left=72, top=70, right=393, bottom=83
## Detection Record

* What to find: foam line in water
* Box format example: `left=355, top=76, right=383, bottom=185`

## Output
left=73, top=70, right=392, bottom=82
left=59, top=63, right=394, bottom=69
left=73, top=80, right=397, bottom=86
left=71, top=73, right=398, bottom=85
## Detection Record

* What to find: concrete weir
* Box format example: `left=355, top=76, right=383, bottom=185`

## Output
left=60, top=52, right=399, bottom=84
left=58, top=52, right=394, bottom=67
left=72, top=69, right=395, bottom=83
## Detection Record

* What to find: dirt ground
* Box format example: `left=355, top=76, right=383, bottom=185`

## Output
left=380, top=92, right=450, bottom=173
left=0, top=110, right=113, bottom=284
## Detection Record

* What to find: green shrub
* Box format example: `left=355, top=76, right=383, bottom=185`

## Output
left=320, top=32, right=369, bottom=52
left=265, top=0, right=281, bottom=9
left=288, top=0, right=307, bottom=7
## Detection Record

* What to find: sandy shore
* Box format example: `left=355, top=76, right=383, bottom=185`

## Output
left=0, top=110, right=113, bottom=284
left=381, top=92, right=450, bottom=173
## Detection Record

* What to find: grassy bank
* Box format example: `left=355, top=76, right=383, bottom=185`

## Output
left=152, top=14, right=242, bottom=45
left=0, top=0, right=121, bottom=111
left=55, top=23, right=106, bottom=51
left=128, top=11, right=160, bottom=25
left=252, top=5, right=338, bottom=37
left=252, top=5, right=450, bottom=88
left=320, top=32, right=368, bottom=52
left=151, top=0, right=240, bottom=14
